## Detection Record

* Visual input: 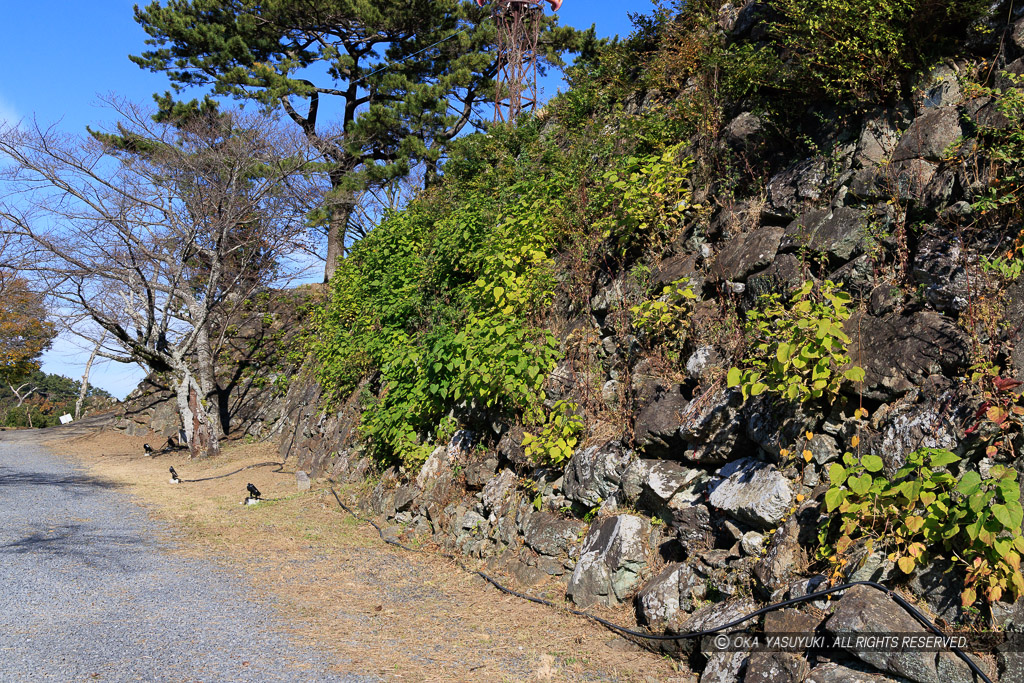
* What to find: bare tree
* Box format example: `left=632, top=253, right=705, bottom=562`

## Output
left=74, top=334, right=104, bottom=420
left=0, top=102, right=318, bottom=457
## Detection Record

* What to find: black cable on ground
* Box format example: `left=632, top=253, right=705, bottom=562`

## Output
left=177, top=461, right=286, bottom=483
left=327, top=486, right=992, bottom=683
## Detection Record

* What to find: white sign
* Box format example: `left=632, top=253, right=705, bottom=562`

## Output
left=59, top=414, right=73, bottom=425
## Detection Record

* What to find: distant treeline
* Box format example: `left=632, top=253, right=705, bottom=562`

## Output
left=1, top=371, right=115, bottom=428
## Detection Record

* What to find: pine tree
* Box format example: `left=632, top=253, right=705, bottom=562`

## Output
left=131, top=0, right=590, bottom=279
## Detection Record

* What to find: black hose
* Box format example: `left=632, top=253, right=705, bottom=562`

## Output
left=176, top=461, right=285, bottom=483
left=327, top=486, right=992, bottom=683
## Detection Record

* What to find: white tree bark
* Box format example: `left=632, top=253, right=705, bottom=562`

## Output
left=74, top=336, right=103, bottom=420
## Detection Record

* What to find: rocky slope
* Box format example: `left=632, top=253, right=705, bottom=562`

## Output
left=118, top=2, right=1024, bottom=681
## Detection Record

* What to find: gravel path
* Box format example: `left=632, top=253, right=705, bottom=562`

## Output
left=0, top=431, right=373, bottom=682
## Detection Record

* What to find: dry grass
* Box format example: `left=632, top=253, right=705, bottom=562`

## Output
left=46, top=428, right=692, bottom=683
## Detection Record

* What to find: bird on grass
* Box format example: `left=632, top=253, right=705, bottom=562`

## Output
left=169, top=466, right=180, bottom=484
left=143, top=443, right=154, bottom=455
left=246, top=483, right=261, bottom=500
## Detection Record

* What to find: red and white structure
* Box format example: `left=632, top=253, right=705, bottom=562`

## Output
left=476, top=0, right=563, bottom=123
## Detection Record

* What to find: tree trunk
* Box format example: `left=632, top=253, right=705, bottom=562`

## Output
left=174, top=370, right=221, bottom=458
left=195, top=325, right=225, bottom=438
left=75, top=338, right=102, bottom=419
left=323, top=191, right=355, bottom=282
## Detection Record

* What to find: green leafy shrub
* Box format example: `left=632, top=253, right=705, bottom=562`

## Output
left=598, top=142, right=696, bottom=255
left=819, top=447, right=1024, bottom=607
left=981, top=254, right=1024, bottom=282
left=771, top=0, right=990, bottom=103
left=965, top=362, right=1024, bottom=460
left=311, top=126, right=593, bottom=471
left=728, top=280, right=864, bottom=403
left=522, top=400, right=584, bottom=467
left=630, top=276, right=698, bottom=350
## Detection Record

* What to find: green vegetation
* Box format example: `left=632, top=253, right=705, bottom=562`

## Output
left=312, top=123, right=579, bottom=470
left=306, top=82, right=706, bottom=470
left=0, top=370, right=113, bottom=428
left=522, top=400, right=584, bottom=468
left=820, top=447, right=1024, bottom=606
left=630, top=277, right=697, bottom=352
left=728, top=280, right=864, bottom=403
left=132, top=0, right=588, bottom=278
left=598, top=142, right=696, bottom=256
left=770, top=0, right=989, bottom=104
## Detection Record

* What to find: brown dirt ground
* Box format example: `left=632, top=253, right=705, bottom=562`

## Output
left=45, top=427, right=694, bottom=683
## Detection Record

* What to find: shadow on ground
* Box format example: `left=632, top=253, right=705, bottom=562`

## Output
left=0, top=465, right=121, bottom=493
left=0, top=521, right=148, bottom=573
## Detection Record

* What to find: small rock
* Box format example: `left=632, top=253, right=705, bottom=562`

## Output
left=639, top=460, right=709, bottom=513
left=635, top=562, right=705, bottom=632
left=685, top=346, right=722, bottom=381
left=712, top=227, right=786, bottom=282
left=677, top=388, right=748, bottom=464
left=702, top=651, right=748, bottom=683
left=521, top=511, right=583, bottom=558
left=481, top=469, right=517, bottom=515
left=754, top=519, right=806, bottom=592
left=806, top=662, right=898, bottom=683
left=708, top=458, right=793, bottom=529
left=295, top=470, right=311, bottom=492
left=740, top=531, right=764, bottom=556
left=743, top=651, right=808, bottom=683
left=465, top=454, right=499, bottom=489
left=601, top=379, right=620, bottom=406
left=563, top=441, right=631, bottom=507
left=567, top=514, right=652, bottom=608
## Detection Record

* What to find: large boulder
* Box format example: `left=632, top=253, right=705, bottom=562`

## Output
left=562, top=441, right=631, bottom=507
left=892, top=107, right=962, bottom=163
left=825, top=585, right=976, bottom=683
left=845, top=310, right=970, bottom=401
left=566, top=514, right=652, bottom=608
left=781, top=207, right=870, bottom=263
left=712, top=227, right=786, bottom=282
left=708, top=457, right=793, bottom=529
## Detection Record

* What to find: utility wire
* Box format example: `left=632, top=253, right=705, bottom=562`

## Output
left=326, top=487, right=992, bottom=683
left=352, top=27, right=472, bottom=87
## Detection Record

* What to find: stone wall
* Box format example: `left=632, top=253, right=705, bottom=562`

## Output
left=115, top=7, right=1024, bottom=680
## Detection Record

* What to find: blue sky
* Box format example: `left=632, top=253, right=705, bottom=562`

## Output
left=0, top=1, right=652, bottom=398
